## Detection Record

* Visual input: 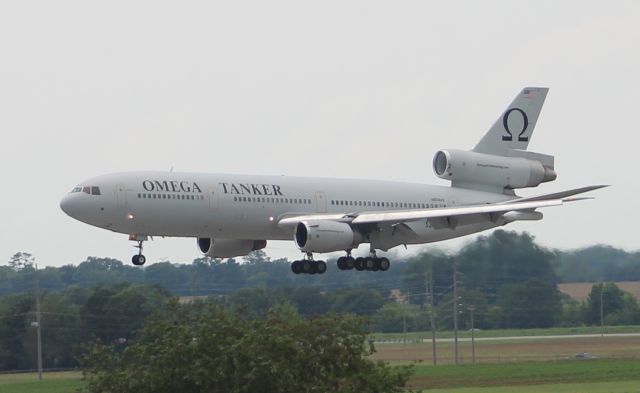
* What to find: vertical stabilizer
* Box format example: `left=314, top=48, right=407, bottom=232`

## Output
left=473, top=87, right=549, bottom=155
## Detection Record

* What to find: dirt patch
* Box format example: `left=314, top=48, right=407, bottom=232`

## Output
left=372, top=336, right=640, bottom=365
left=559, top=282, right=640, bottom=301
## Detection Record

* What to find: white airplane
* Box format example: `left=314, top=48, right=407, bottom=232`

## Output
left=60, top=87, right=605, bottom=274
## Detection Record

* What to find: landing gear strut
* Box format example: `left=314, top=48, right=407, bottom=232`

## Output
left=291, top=253, right=327, bottom=275
left=130, top=236, right=148, bottom=266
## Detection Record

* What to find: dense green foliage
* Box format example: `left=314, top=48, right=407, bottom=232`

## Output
left=2, top=230, right=640, bottom=373
left=2, top=232, right=638, bottom=299
left=0, top=284, right=172, bottom=371
left=82, top=302, right=412, bottom=393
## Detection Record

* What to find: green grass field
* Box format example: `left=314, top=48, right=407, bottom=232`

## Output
left=408, top=359, right=640, bottom=390
left=3, top=362, right=640, bottom=393
left=0, top=372, right=83, bottom=393
left=429, top=380, right=640, bottom=393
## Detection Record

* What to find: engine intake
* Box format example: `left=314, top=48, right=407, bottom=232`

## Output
left=294, top=220, right=355, bottom=253
left=197, top=238, right=267, bottom=258
left=433, top=149, right=556, bottom=190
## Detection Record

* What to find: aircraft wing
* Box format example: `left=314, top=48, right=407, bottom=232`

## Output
left=277, top=185, right=607, bottom=229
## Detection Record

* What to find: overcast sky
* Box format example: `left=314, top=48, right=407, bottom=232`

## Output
left=1, top=1, right=638, bottom=267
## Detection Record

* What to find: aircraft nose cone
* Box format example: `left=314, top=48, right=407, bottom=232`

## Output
left=60, top=194, right=75, bottom=217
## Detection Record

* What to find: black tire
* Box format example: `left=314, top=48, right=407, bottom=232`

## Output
left=132, top=255, right=140, bottom=265
left=302, top=260, right=313, bottom=274
left=291, top=260, right=303, bottom=274
left=371, top=258, right=380, bottom=271
left=379, top=257, right=390, bottom=271
left=355, top=257, right=365, bottom=271
left=316, top=260, right=327, bottom=274
left=138, top=255, right=146, bottom=265
left=365, top=257, right=376, bottom=271
left=337, top=257, right=346, bottom=270
left=345, top=257, right=355, bottom=270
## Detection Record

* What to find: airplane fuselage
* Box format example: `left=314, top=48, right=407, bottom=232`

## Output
left=60, top=171, right=512, bottom=252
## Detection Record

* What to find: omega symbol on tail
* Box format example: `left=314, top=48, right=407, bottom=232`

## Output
left=501, top=107, right=529, bottom=142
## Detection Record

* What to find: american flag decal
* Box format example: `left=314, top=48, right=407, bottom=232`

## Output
left=523, top=89, right=537, bottom=98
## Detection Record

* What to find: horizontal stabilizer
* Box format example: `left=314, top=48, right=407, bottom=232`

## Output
left=508, top=185, right=609, bottom=204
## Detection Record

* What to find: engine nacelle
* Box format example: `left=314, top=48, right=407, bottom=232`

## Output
left=294, top=220, right=355, bottom=253
left=197, top=238, right=267, bottom=258
left=433, top=149, right=556, bottom=190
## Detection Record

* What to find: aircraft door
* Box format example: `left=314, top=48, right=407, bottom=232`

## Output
left=116, top=184, right=127, bottom=208
left=208, top=186, right=219, bottom=210
left=315, top=191, right=327, bottom=213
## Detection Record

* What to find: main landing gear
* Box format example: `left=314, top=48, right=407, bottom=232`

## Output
left=337, top=254, right=390, bottom=272
left=130, top=236, right=148, bottom=266
left=291, top=250, right=391, bottom=274
left=291, top=254, right=327, bottom=275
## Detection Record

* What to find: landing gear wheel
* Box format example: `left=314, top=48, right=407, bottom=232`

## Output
left=345, top=257, right=355, bottom=270
left=355, top=257, right=365, bottom=271
left=365, top=257, right=376, bottom=271
left=132, top=254, right=146, bottom=266
left=316, top=260, right=327, bottom=274
left=379, top=257, right=390, bottom=271
left=291, top=260, right=303, bottom=274
left=337, top=257, right=346, bottom=270
left=302, top=260, right=313, bottom=274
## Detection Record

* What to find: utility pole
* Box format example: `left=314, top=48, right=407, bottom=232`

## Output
left=402, top=300, right=407, bottom=345
left=600, top=283, right=605, bottom=338
left=427, top=266, right=437, bottom=366
left=453, top=259, right=459, bottom=365
left=468, top=305, right=476, bottom=364
left=35, top=263, right=43, bottom=380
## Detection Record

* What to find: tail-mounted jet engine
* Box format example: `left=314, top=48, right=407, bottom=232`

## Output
left=197, top=238, right=267, bottom=258
left=294, top=220, right=357, bottom=253
left=433, top=149, right=556, bottom=191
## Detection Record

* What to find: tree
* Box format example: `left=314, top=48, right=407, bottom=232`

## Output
left=372, top=302, right=426, bottom=333
left=82, top=302, right=413, bottom=393
left=8, top=252, right=34, bottom=271
left=583, top=282, right=639, bottom=325
left=457, top=230, right=558, bottom=298
left=400, top=251, right=452, bottom=306
left=328, top=287, right=386, bottom=315
left=0, top=293, right=34, bottom=370
left=496, top=278, right=562, bottom=328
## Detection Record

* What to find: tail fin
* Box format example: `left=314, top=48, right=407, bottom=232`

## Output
left=473, top=87, right=549, bottom=155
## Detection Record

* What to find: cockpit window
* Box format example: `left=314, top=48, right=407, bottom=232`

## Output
left=75, top=186, right=101, bottom=195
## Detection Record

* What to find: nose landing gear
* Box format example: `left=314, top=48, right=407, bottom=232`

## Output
left=130, top=235, right=148, bottom=266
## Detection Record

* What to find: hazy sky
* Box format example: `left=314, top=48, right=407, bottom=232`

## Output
left=1, top=1, right=639, bottom=267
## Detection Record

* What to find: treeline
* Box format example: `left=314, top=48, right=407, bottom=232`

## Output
left=1, top=280, right=639, bottom=371
left=2, top=231, right=639, bottom=298
left=2, top=230, right=640, bottom=372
